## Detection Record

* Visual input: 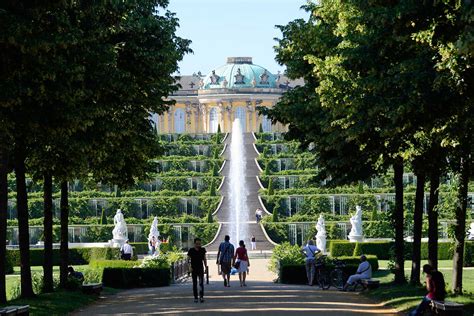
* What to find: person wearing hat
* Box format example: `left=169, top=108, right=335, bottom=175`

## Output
left=342, top=255, right=372, bottom=291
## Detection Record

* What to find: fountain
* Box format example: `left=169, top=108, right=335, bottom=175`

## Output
left=229, top=119, right=248, bottom=243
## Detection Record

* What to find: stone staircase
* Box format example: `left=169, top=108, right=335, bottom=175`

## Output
left=206, top=133, right=275, bottom=252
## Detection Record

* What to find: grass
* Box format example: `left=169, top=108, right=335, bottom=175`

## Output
left=4, top=265, right=119, bottom=315
left=363, top=263, right=474, bottom=315
left=0, top=288, right=118, bottom=316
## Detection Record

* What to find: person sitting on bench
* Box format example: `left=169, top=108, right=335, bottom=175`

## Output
left=342, top=255, right=372, bottom=291
left=408, top=270, right=446, bottom=316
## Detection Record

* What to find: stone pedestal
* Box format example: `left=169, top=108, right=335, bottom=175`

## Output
left=109, top=238, right=127, bottom=248
left=348, top=235, right=363, bottom=243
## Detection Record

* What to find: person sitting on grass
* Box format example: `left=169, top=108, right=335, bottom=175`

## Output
left=409, top=270, right=446, bottom=316
left=68, top=266, right=84, bottom=283
left=342, top=255, right=372, bottom=291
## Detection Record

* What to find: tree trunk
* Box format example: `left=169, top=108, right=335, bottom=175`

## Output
left=59, top=181, right=69, bottom=288
left=393, top=160, right=406, bottom=284
left=43, top=174, right=54, bottom=292
left=410, top=171, right=425, bottom=285
left=452, top=156, right=470, bottom=294
left=15, top=153, right=34, bottom=298
left=0, top=152, right=9, bottom=303
left=428, top=169, right=440, bottom=270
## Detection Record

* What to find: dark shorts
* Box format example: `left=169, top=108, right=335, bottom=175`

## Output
left=220, top=261, right=232, bottom=275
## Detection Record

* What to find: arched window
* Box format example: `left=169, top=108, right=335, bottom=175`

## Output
left=262, top=114, right=272, bottom=132
left=235, top=107, right=246, bottom=131
left=209, top=107, right=218, bottom=133
left=174, top=108, right=185, bottom=133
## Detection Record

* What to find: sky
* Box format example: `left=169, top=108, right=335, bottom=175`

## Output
left=167, top=0, right=308, bottom=75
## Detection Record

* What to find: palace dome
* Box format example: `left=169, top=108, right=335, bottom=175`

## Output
left=201, top=57, right=277, bottom=90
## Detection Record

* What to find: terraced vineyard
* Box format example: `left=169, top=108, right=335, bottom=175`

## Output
left=6, top=133, right=226, bottom=249
left=255, top=132, right=474, bottom=246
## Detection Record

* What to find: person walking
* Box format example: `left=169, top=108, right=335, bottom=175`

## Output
left=233, top=240, right=250, bottom=287
left=301, top=240, right=319, bottom=286
left=187, top=238, right=207, bottom=303
left=255, top=208, right=263, bottom=223
left=251, top=236, right=256, bottom=250
left=216, top=235, right=234, bottom=287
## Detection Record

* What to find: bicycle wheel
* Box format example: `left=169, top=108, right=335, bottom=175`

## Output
left=317, top=270, right=331, bottom=290
left=330, top=269, right=345, bottom=290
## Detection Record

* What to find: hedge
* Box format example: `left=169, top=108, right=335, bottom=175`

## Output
left=280, top=255, right=378, bottom=284
left=330, top=241, right=357, bottom=258
left=102, top=267, right=170, bottom=288
left=89, top=260, right=139, bottom=269
left=6, top=246, right=138, bottom=269
left=130, top=242, right=171, bottom=255
left=329, top=240, right=474, bottom=265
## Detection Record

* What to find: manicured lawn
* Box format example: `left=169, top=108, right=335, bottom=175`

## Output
left=364, top=265, right=474, bottom=315
left=1, top=288, right=118, bottom=316
left=4, top=265, right=119, bottom=314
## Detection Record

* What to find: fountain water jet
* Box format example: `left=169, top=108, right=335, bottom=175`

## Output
left=229, top=119, right=248, bottom=243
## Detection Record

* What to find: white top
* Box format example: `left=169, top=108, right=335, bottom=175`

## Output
left=357, top=261, right=372, bottom=279
left=303, top=245, right=319, bottom=261
left=121, top=243, right=133, bottom=255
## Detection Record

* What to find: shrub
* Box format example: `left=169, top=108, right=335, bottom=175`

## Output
left=272, top=208, right=279, bottom=222
left=353, top=241, right=394, bottom=260
left=137, top=256, right=170, bottom=269
left=465, top=242, right=474, bottom=267
left=269, top=242, right=304, bottom=274
left=329, top=241, right=356, bottom=257
left=131, top=242, right=150, bottom=255
left=102, top=267, right=170, bottom=288
left=279, top=255, right=378, bottom=284
left=262, top=222, right=287, bottom=244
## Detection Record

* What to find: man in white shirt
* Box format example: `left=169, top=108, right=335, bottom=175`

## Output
left=120, top=240, right=133, bottom=260
left=301, top=240, right=320, bottom=285
left=343, top=255, right=372, bottom=291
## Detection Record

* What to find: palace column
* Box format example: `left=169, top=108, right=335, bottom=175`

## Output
left=192, top=103, right=200, bottom=133
left=201, top=104, right=208, bottom=133
left=185, top=102, right=193, bottom=133
left=168, top=105, right=174, bottom=133
left=246, top=100, right=255, bottom=133
left=218, top=102, right=226, bottom=132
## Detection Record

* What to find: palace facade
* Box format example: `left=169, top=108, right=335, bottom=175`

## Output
left=153, top=57, right=303, bottom=133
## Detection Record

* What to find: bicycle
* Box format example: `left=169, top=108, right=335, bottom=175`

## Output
left=329, top=258, right=346, bottom=290
left=315, top=255, right=331, bottom=290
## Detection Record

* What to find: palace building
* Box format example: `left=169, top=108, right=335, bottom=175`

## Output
left=154, top=57, right=303, bottom=133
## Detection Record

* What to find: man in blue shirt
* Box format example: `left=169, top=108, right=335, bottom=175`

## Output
left=216, top=235, right=234, bottom=287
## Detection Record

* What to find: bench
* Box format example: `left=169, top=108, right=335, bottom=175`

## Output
left=430, top=300, right=464, bottom=316
left=0, top=305, right=29, bottom=315
left=354, top=279, right=380, bottom=291
left=82, top=283, right=103, bottom=295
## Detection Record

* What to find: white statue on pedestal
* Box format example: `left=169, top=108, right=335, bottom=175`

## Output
left=468, top=223, right=474, bottom=240
left=148, top=217, right=161, bottom=255
left=348, top=205, right=364, bottom=242
left=316, top=214, right=327, bottom=254
left=110, top=209, right=128, bottom=247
